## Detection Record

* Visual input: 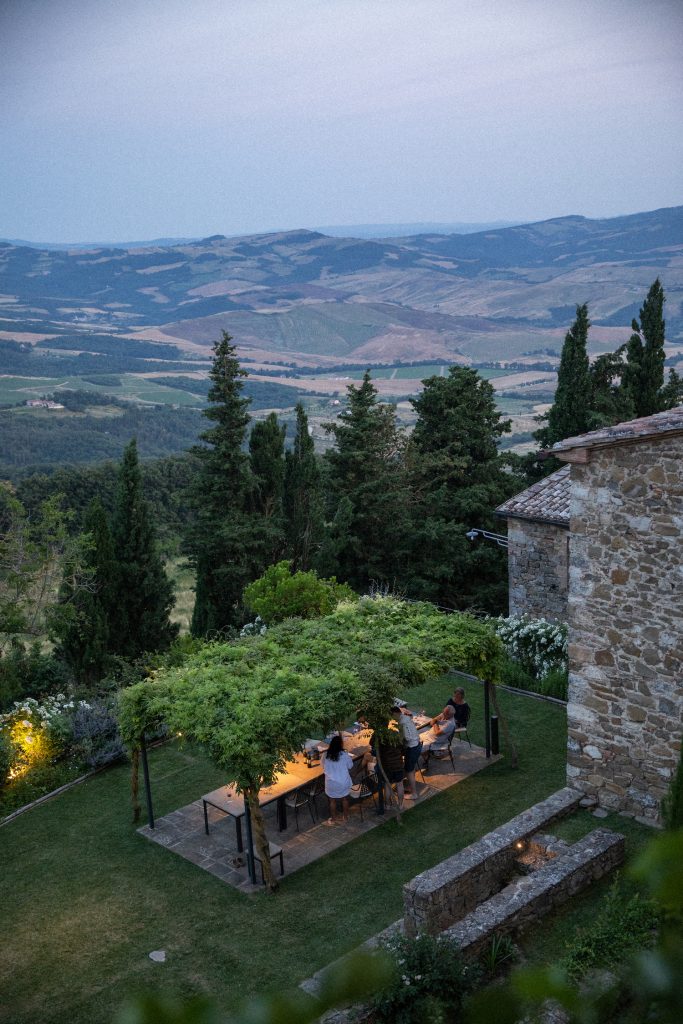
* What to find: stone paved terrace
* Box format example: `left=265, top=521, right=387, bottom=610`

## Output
left=139, top=743, right=497, bottom=892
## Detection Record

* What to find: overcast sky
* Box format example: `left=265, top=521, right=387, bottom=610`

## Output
left=2, top=0, right=682, bottom=242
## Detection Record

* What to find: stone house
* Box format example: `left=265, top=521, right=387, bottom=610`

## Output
left=495, top=466, right=570, bottom=621
left=551, top=408, right=682, bottom=823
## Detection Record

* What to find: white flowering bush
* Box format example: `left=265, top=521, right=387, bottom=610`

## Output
left=239, top=616, right=267, bottom=638
left=494, top=616, right=568, bottom=680
left=0, top=693, right=126, bottom=789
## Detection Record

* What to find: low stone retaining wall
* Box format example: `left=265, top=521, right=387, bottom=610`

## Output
left=403, top=787, right=581, bottom=936
left=442, top=828, right=625, bottom=957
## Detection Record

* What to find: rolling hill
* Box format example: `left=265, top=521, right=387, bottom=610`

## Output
left=1, top=205, right=681, bottom=369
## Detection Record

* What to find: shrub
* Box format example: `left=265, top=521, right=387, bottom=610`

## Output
left=537, top=667, right=569, bottom=701
left=561, top=879, right=659, bottom=980
left=499, top=657, right=535, bottom=691
left=72, top=700, right=125, bottom=769
left=494, top=616, right=567, bottom=679
left=372, top=932, right=480, bottom=1024
left=243, top=561, right=356, bottom=625
left=662, top=743, right=683, bottom=831
left=0, top=643, right=72, bottom=712
left=0, top=731, right=12, bottom=788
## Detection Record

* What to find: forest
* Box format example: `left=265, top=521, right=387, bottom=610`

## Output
left=1, top=280, right=680, bottom=723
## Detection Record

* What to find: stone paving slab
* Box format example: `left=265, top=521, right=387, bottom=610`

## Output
left=139, top=742, right=498, bottom=893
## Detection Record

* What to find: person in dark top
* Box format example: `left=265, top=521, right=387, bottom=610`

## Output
left=445, top=687, right=470, bottom=729
left=371, top=729, right=405, bottom=811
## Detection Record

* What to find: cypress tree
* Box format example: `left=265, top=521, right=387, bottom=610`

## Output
left=110, top=439, right=177, bottom=659
left=322, top=371, right=409, bottom=591
left=283, top=404, right=324, bottom=570
left=623, top=279, right=666, bottom=417
left=53, top=497, right=115, bottom=684
left=187, top=332, right=257, bottom=635
left=588, top=348, right=636, bottom=429
left=406, top=367, right=518, bottom=613
left=544, top=304, right=592, bottom=445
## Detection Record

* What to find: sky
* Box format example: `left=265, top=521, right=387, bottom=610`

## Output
left=2, top=0, right=682, bottom=243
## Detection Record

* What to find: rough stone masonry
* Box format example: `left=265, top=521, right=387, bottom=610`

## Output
left=560, top=428, right=683, bottom=824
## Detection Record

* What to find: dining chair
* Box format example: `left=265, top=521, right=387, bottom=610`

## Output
left=348, top=774, right=376, bottom=820
left=284, top=780, right=319, bottom=831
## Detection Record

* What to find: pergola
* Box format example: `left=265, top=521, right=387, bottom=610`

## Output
left=119, top=597, right=504, bottom=890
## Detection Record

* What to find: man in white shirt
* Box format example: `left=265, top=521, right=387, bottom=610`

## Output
left=422, top=704, right=456, bottom=751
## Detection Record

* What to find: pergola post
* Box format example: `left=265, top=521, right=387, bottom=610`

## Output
left=140, top=733, right=155, bottom=829
left=483, top=680, right=491, bottom=759
left=243, top=797, right=257, bottom=885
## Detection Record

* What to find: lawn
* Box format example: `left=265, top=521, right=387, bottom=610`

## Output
left=0, top=678, right=651, bottom=1024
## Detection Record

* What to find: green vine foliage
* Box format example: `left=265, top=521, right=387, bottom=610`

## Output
left=118, top=597, right=503, bottom=794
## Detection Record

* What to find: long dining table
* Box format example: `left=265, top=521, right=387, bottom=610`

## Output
left=201, top=714, right=433, bottom=850
left=201, top=730, right=372, bottom=850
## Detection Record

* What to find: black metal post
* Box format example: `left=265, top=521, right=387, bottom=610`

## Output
left=243, top=796, right=257, bottom=885
left=140, top=734, right=155, bottom=829
left=490, top=715, right=500, bottom=756
left=483, top=680, right=491, bottom=759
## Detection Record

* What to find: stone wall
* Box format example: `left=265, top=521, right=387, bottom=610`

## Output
left=403, top=788, right=580, bottom=936
left=566, top=435, right=683, bottom=824
left=507, top=519, right=569, bottom=621
left=442, top=828, right=625, bottom=958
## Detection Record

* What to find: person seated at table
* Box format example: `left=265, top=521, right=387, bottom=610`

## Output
left=422, top=705, right=456, bottom=751
left=391, top=705, right=422, bottom=799
left=438, top=686, right=470, bottom=729
left=321, top=733, right=354, bottom=825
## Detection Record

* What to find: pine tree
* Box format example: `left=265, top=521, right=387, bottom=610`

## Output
left=53, top=498, right=115, bottom=683
left=187, top=332, right=258, bottom=634
left=623, top=279, right=666, bottom=417
left=283, top=404, right=324, bottom=570
left=541, top=304, right=592, bottom=446
left=406, top=367, right=518, bottom=613
left=661, top=367, right=683, bottom=410
left=322, top=372, right=409, bottom=591
left=248, top=412, right=286, bottom=567
left=110, top=439, right=177, bottom=659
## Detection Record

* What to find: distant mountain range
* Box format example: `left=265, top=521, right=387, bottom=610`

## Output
left=1, top=206, right=681, bottom=367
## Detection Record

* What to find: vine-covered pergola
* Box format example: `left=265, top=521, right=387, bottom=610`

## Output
left=118, top=597, right=504, bottom=891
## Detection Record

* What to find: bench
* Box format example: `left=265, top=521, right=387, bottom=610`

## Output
left=253, top=842, right=284, bottom=884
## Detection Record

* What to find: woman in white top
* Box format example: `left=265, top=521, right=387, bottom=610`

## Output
left=321, top=733, right=353, bottom=824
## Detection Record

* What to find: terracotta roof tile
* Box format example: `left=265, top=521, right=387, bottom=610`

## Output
left=495, top=466, right=570, bottom=526
left=551, top=406, right=683, bottom=455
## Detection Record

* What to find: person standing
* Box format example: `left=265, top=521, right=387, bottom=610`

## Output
left=392, top=706, right=422, bottom=799
left=321, top=733, right=353, bottom=824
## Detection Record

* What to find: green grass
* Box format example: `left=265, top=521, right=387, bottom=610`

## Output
left=2, top=678, right=654, bottom=1024
left=0, top=677, right=568, bottom=1024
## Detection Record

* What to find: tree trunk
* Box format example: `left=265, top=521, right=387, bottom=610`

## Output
left=490, top=685, right=518, bottom=769
left=245, top=786, right=279, bottom=893
left=131, top=747, right=141, bottom=823
left=375, top=746, right=402, bottom=822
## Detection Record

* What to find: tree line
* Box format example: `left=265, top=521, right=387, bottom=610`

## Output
left=534, top=279, right=681, bottom=461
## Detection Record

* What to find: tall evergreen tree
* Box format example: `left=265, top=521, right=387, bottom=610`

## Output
left=623, top=279, right=666, bottom=417
left=322, top=372, right=410, bottom=591
left=248, top=412, right=286, bottom=567
left=53, top=497, right=115, bottom=683
left=588, top=348, right=636, bottom=429
left=538, top=304, right=592, bottom=447
left=110, top=439, right=177, bottom=659
left=406, top=367, right=519, bottom=613
left=283, top=404, right=324, bottom=570
left=186, top=332, right=259, bottom=635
